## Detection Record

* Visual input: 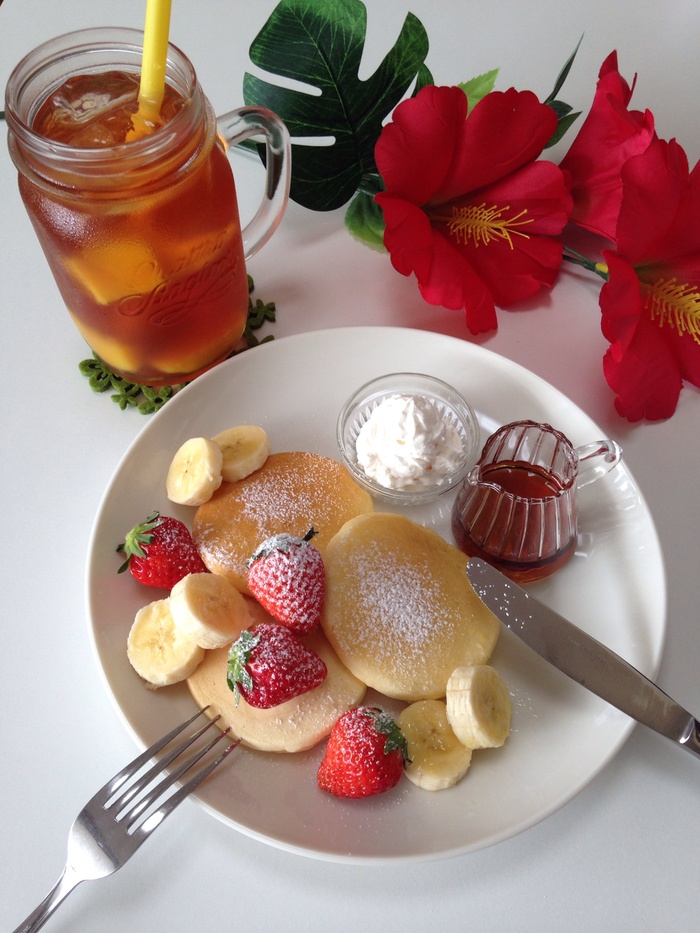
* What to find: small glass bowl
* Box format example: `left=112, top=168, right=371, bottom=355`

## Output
left=337, top=372, right=481, bottom=506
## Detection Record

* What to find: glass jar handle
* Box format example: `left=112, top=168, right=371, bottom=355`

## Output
left=216, top=106, right=291, bottom=260
left=575, top=439, right=623, bottom=488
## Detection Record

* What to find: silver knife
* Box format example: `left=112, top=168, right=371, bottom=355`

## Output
left=466, top=557, right=700, bottom=759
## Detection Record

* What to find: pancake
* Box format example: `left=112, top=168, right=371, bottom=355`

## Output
left=187, top=605, right=367, bottom=753
left=192, top=451, right=374, bottom=594
left=321, top=512, right=500, bottom=702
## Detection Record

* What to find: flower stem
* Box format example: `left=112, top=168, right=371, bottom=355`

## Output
left=562, top=246, right=609, bottom=281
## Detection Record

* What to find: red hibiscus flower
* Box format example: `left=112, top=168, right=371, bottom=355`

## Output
left=560, top=51, right=655, bottom=242
left=374, top=85, right=573, bottom=333
left=599, top=138, right=700, bottom=420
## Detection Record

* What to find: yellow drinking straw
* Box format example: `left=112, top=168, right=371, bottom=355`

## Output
left=128, top=0, right=173, bottom=139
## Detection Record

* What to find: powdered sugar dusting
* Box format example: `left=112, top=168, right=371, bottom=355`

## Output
left=193, top=453, right=372, bottom=588
left=239, top=454, right=345, bottom=533
left=325, top=533, right=464, bottom=699
left=248, top=538, right=324, bottom=632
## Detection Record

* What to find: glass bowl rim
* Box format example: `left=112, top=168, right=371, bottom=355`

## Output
left=336, top=371, right=481, bottom=505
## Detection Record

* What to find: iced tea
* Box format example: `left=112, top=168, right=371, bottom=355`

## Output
left=20, top=69, right=248, bottom=385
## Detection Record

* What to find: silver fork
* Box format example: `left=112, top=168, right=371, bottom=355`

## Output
left=12, top=707, right=239, bottom=933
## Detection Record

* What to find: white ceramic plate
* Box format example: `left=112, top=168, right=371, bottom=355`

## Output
left=86, top=326, right=666, bottom=863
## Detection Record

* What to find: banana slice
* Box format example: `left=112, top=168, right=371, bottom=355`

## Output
left=127, top=598, right=205, bottom=688
left=397, top=699, right=473, bottom=791
left=212, top=424, right=270, bottom=483
left=166, top=437, right=223, bottom=506
left=169, top=572, right=253, bottom=649
left=446, top=665, right=512, bottom=749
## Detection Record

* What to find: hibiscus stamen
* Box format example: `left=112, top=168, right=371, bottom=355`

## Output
left=447, top=204, right=533, bottom=248
left=643, top=277, right=700, bottom=344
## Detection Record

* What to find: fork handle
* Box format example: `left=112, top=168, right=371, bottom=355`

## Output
left=12, top=865, right=82, bottom=933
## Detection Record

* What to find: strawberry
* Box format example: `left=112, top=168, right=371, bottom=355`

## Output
left=317, top=706, right=410, bottom=799
left=246, top=528, right=325, bottom=634
left=117, top=511, right=208, bottom=589
left=226, top=622, right=327, bottom=709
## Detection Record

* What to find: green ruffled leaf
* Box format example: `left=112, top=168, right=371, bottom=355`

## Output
left=457, top=68, right=499, bottom=109
left=243, top=0, right=429, bottom=211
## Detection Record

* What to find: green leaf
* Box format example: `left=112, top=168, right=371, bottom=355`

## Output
left=545, top=35, right=583, bottom=105
left=345, top=188, right=386, bottom=249
left=243, top=0, right=430, bottom=211
left=457, top=68, right=499, bottom=109
left=545, top=108, right=581, bottom=148
left=413, top=62, right=435, bottom=95
left=548, top=100, right=574, bottom=119
left=543, top=38, right=584, bottom=147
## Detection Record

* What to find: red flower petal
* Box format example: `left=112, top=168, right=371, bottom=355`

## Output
left=376, top=190, right=498, bottom=331
left=435, top=161, right=570, bottom=306
left=602, top=321, right=683, bottom=422
left=615, top=139, right=691, bottom=262
left=662, top=158, right=700, bottom=257
left=600, top=241, right=700, bottom=422
left=375, top=86, right=468, bottom=206
left=560, top=51, right=655, bottom=241
left=374, top=193, right=434, bottom=281
left=464, top=159, right=573, bottom=236
left=419, top=231, right=498, bottom=333
left=433, top=88, right=558, bottom=203
left=464, top=231, right=564, bottom=307
left=599, top=250, right=643, bottom=353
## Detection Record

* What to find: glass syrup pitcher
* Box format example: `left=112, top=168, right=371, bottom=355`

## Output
left=452, top=420, right=622, bottom=582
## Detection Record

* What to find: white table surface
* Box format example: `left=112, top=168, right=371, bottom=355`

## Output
left=2, top=1, right=699, bottom=930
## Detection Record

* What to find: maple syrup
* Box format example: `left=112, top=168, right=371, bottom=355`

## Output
left=452, top=442, right=578, bottom=583
left=478, top=461, right=565, bottom=499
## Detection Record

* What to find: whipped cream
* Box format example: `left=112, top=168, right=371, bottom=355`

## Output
left=355, top=394, right=463, bottom=490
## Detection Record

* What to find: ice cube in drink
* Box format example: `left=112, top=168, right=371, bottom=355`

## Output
left=33, top=71, right=183, bottom=146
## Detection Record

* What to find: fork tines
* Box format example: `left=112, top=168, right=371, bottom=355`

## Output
left=95, top=708, right=239, bottom=838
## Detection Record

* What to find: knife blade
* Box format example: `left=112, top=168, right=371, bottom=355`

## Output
left=466, top=557, right=700, bottom=759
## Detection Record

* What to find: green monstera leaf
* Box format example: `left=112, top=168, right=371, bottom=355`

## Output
left=243, top=0, right=430, bottom=212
